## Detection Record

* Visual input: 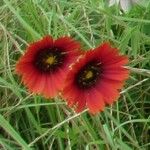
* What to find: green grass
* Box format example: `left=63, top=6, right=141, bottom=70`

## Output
left=0, top=0, right=150, bottom=149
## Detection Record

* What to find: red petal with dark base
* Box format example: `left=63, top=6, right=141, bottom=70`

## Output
left=16, top=35, right=81, bottom=98
left=62, top=42, right=129, bottom=114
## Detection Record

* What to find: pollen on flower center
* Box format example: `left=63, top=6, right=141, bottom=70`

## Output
left=45, top=56, right=56, bottom=65
left=85, top=70, right=93, bottom=79
left=76, top=60, right=101, bottom=89
left=34, top=47, right=66, bottom=73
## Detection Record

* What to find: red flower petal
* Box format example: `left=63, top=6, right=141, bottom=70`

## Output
left=43, top=75, right=58, bottom=98
left=31, top=74, right=46, bottom=93
left=87, top=90, right=105, bottom=114
left=102, top=72, right=129, bottom=81
left=54, top=37, right=80, bottom=52
left=75, top=93, right=86, bottom=113
left=96, top=80, right=120, bottom=104
left=100, top=78, right=124, bottom=89
left=103, top=56, right=129, bottom=67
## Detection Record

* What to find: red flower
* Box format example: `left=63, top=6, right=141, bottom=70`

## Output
left=16, top=35, right=81, bottom=98
left=62, top=43, right=129, bottom=114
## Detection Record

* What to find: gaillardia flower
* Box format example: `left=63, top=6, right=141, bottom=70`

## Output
left=16, top=35, right=81, bottom=98
left=63, top=43, right=129, bottom=114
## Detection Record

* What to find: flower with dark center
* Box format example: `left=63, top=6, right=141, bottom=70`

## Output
left=62, top=43, right=129, bottom=114
left=16, top=35, right=81, bottom=98
left=75, top=60, right=101, bottom=89
left=34, top=47, right=66, bottom=73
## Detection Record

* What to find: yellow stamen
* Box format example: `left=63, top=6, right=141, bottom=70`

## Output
left=85, top=71, right=93, bottom=79
left=45, top=56, right=55, bottom=65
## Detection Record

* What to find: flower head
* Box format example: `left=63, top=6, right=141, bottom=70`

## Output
left=62, top=43, right=129, bottom=114
left=16, top=35, right=81, bottom=98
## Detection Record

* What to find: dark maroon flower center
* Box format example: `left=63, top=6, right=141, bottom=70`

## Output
left=34, top=47, right=66, bottom=73
left=75, top=60, right=101, bottom=89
